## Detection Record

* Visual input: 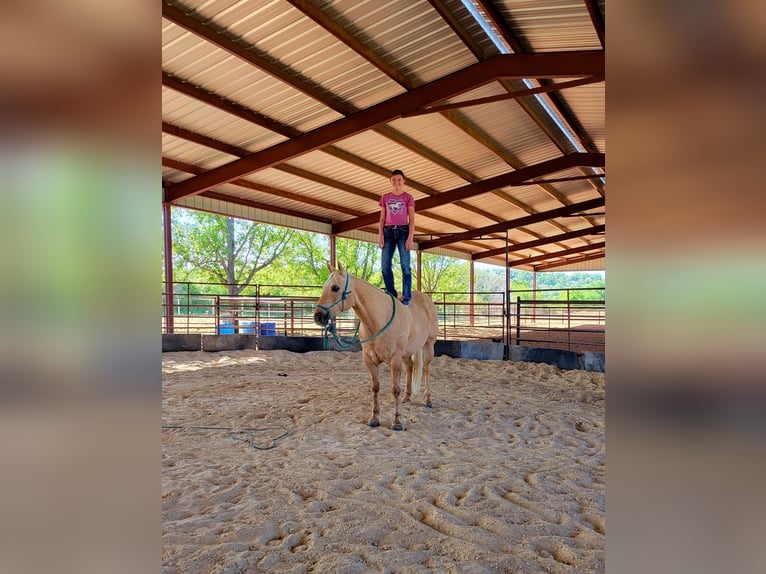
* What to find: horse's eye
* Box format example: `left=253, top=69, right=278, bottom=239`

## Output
left=331, top=285, right=340, bottom=292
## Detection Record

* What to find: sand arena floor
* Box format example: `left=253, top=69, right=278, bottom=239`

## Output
left=162, top=349, right=605, bottom=573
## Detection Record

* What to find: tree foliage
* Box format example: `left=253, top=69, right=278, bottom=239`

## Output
left=170, top=209, right=294, bottom=295
left=336, top=238, right=381, bottom=283
left=420, top=253, right=469, bottom=296
left=474, top=267, right=605, bottom=301
left=164, top=207, right=605, bottom=298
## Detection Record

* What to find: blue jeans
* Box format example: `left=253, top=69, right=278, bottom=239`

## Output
left=381, top=225, right=412, bottom=304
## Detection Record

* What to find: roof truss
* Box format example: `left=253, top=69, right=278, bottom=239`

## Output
left=164, top=50, right=603, bottom=203
left=162, top=0, right=606, bottom=271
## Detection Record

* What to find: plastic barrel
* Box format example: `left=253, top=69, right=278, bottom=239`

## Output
left=219, top=322, right=234, bottom=334
left=260, top=322, right=277, bottom=336
left=241, top=321, right=256, bottom=334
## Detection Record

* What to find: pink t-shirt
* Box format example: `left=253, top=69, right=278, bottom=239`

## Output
left=380, top=192, right=415, bottom=226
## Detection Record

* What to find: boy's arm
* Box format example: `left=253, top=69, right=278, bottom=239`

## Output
left=405, top=205, right=415, bottom=250
left=378, top=207, right=386, bottom=248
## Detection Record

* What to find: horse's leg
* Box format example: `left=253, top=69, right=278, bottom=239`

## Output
left=402, top=354, right=414, bottom=402
left=363, top=352, right=381, bottom=427
left=390, top=355, right=404, bottom=431
left=422, top=341, right=436, bottom=408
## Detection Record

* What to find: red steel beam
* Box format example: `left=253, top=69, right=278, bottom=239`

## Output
left=509, top=241, right=605, bottom=267
left=584, top=0, right=606, bottom=48
left=534, top=251, right=605, bottom=271
left=473, top=224, right=604, bottom=260
left=333, top=152, right=604, bottom=234
left=163, top=2, right=348, bottom=112
left=164, top=50, right=604, bottom=202
left=403, top=75, right=604, bottom=117
left=419, top=196, right=604, bottom=251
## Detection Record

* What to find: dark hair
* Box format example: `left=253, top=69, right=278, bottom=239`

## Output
left=391, top=169, right=404, bottom=178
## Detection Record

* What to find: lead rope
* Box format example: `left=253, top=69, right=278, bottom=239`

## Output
left=162, top=424, right=289, bottom=450
left=322, top=291, right=397, bottom=349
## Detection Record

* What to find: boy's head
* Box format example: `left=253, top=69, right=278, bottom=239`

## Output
left=391, top=169, right=404, bottom=178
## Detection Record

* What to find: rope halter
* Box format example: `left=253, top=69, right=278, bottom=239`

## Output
left=315, top=271, right=352, bottom=317
left=316, top=272, right=397, bottom=349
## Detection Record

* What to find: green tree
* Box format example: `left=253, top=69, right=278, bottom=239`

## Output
left=336, top=238, right=381, bottom=283
left=420, top=253, right=469, bottom=296
left=274, top=231, right=329, bottom=285
left=171, top=209, right=294, bottom=295
left=166, top=206, right=605, bottom=300
left=536, top=272, right=605, bottom=300
left=475, top=268, right=533, bottom=302
left=265, top=233, right=383, bottom=287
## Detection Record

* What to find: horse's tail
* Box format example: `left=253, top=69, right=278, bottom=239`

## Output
left=412, top=349, right=424, bottom=395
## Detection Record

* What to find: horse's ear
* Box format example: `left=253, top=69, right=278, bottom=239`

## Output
left=337, top=261, right=344, bottom=273
left=326, top=261, right=333, bottom=273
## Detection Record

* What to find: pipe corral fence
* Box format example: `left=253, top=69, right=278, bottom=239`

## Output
left=162, top=281, right=604, bottom=354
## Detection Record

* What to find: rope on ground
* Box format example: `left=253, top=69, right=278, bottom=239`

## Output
left=162, top=424, right=290, bottom=450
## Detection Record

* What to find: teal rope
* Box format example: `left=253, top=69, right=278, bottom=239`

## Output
left=162, top=424, right=289, bottom=450
left=323, top=291, right=397, bottom=349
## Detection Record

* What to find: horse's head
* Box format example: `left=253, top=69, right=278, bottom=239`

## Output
left=314, top=262, right=354, bottom=327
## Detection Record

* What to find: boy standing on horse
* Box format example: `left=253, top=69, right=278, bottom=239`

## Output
left=378, top=169, right=415, bottom=307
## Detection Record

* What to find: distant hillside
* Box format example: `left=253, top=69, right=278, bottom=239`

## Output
left=474, top=268, right=605, bottom=301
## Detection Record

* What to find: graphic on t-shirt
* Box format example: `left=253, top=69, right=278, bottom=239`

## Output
left=387, top=198, right=405, bottom=214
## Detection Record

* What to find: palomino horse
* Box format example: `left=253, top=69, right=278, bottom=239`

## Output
left=313, top=263, right=439, bottom=431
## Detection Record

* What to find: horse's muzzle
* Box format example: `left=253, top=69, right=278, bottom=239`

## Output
left=313, top=308, right=329, bottom=326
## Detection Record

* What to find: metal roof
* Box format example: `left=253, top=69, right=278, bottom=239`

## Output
left=162, top=0, right=605, bottom=271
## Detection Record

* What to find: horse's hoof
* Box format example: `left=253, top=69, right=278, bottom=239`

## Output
left=426, top=402, right=433, bottom=408
left=368, top=420, right=380, bottom=428
left=391, top=423, right=403, bottom=431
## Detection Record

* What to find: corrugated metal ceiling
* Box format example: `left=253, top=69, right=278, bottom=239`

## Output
left=162, top=0, right=605, bottom=271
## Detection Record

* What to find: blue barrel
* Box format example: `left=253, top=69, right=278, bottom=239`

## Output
left=241, top=321, right=256, bottom=334
left=260, top=322, right=276, bottom=336
left=219, top=322, right=234, bottom=334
